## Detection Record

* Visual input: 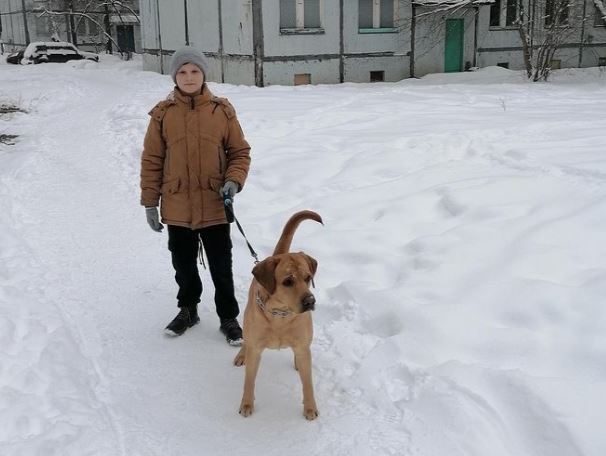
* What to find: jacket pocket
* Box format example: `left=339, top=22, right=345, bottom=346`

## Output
left=208, top=175, right=224, bottom=193
left=217, top=145, right=226, bottom=174
left=161, top=177, right=181, bottom=195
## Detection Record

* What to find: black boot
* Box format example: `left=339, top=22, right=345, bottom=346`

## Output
left=165, top=306, right=200, bottom=336
left=219, top=318, right=243, bottom=346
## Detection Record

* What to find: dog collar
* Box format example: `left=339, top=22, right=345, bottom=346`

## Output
left=256, top=291, right=294, bottom=318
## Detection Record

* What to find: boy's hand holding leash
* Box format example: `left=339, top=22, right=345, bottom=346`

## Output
left=220, top=181, right=238, bottom=204
left=221, top=181, right=238, bottom=224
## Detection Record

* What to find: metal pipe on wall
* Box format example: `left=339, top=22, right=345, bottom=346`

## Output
left=155, top=0, right=164, bottom=73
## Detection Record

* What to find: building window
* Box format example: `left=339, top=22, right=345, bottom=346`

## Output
left=490, top=0, right=518, bottom=27
left=490, top=0, right=501, bottom=26
left=359, top=0, right=395, bottom=31
left=505, top=0, right=518, bottom=26
left=370, top=70, right=385, bottom=82
left=497, top=62, right=509, bottom=69
left=598, top=57, right=606, bottom=66
left=76, top=17, right=90, bottom=35
left=595, top=5, right=606, bottom=26
left=280, top=0, right=321, bottom=30
left=545, top=0, right=569, bottom=27
left=550, top=59, right=561, bottom=69
left=294, top=73, right=311, bottom=85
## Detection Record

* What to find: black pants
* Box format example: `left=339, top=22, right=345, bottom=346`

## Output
left=167, top=224, right=239, bottom=321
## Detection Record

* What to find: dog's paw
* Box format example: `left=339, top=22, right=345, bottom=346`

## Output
left=233, top=348, right=245, bottom=366
left=239, top=403, right=254, bottom=417
left=303, top=407, right=319, bottom=420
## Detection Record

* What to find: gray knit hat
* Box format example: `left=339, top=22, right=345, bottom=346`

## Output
left=170, top=46, right=209, bottom=83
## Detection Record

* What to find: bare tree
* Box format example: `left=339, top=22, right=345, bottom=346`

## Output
left=515, top=0, right=586, bottom=81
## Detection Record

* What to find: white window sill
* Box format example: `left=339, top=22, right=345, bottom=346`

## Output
left=358, top=27, right=397, bottom=34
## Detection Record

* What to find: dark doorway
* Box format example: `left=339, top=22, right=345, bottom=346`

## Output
left=117, top=25, right=135, bottom=52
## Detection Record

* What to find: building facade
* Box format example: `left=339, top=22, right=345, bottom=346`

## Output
left=0, top=0, right=141, bottom=54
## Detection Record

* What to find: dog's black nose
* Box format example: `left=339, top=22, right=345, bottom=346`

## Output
left=302, top=294, right=316, bottom=312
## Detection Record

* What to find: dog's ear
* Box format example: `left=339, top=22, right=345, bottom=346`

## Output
left=303, top=254, right=318, bottom=276
left=252, top=257, right=279, bottom=293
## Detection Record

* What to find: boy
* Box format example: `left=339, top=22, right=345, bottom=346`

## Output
left=140, top=46, right=251, bottom=346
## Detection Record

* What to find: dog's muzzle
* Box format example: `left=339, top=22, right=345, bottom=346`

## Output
left=301, top=294, right=316, bottom=312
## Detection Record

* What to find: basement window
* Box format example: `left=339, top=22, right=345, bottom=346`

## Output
left=550, top=59, right=561, bottom=70
left=294, top=73, right=311, bottom=85
left=370, top=71, right=385, bottom=82
left=598, top=57, right=606, bottom=66
left=497, top=62, right=509, bottom=69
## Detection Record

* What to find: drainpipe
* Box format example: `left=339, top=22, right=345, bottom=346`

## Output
left=578, top=0, right=588, bottom=67
left=218, top=0, right=225, bottom=83
left=252, top=0, right=264, bottom=87
left=473, top=5, right=479, bottom=67
left=184, top=0, right=189, bottom=45
left=155, top=0, right=164, bottom=73
left=68, top=1, right=77, bottom=45
left=339, top=0, right=344, bottom=82
left=20, top=0, right=30, bottom=45
left=410, top=2, right=416, bottom=78
left=104, top=2, right=112, bottom=53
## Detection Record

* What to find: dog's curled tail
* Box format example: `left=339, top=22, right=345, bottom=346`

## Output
left=273, top=210, right=323, bottom=255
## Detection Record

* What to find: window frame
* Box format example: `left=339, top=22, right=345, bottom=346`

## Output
left=594, top=5, right=606, bottom=27
left=544, top=0, right=570, bottom=28
left=280, top=0, right=325, bottom=35
left=358, top=0, right=398, bottom=34
left=489, top=0, right=520, bottom=30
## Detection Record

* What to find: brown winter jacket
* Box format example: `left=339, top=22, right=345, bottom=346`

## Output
left=140, top=85, right=251, bottom=229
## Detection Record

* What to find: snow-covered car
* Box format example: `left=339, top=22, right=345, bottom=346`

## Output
left=5, top=50, right=24, bottom=64
left=6, top=41, right=99, bottom=65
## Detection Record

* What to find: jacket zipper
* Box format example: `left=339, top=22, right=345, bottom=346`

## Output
left=218, top=146, right=226, bottom=173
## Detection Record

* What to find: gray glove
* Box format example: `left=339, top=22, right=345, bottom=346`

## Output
left=219, top=180, right=239, bottom=201
left=145, top=207, right=163, bottom=232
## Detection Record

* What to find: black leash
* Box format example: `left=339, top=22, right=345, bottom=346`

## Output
left=223, top=194, right=260, bottom=264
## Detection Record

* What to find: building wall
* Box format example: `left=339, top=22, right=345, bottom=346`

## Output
left=262, top=0, right=340, bottom=56
left=135, top=0, right=606, bottom=86
left=413, top=6, right=478, bottom=76
left=345, top=54, right=409, bottom=82
left=261, top=0, right=410, bottom=84
left=140, top=0, right=254, bottom=83
left=344, top=0, right=408, bottom=54
left=0, top=0, right=28, bottom=48
left=222, top=1, right=254, bottom=55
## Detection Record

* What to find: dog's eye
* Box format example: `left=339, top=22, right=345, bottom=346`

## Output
left=282, top=277, right=295, bottom=287
left=304, top=275, right=312, bottom=283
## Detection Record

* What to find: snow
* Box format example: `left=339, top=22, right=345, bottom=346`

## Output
left=1, top=54, right=605, bottom=456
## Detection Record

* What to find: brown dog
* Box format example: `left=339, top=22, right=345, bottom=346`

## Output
left=234, top=210, right=323, bottom=420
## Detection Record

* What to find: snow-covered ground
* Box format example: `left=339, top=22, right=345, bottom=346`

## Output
left=1, top=55, right=605, bottom=456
